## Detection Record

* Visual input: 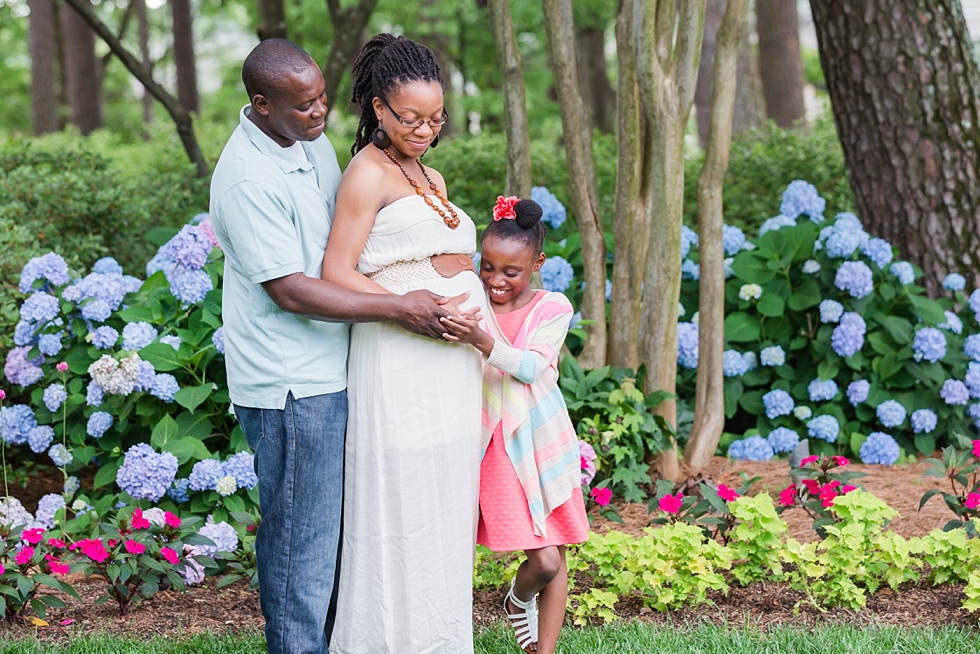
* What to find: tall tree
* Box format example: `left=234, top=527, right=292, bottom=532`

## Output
left=487, top=0, right=532, bottom=197
left=811, top=0, right=980, bottom=293
left=258, top=0, right=287, bottom=41
left=575, top=25, right=615, bottom=134
left=634, top=1, right=706, bottom=481
left=323, top=0, right=379, bottom=112
left=686, top=0, right=748, bottom=471
left=542, top=0, right=608, bottom=370
left=28, top=0, right=60, bottom=135
left=171, top=0, right=199, bottom=114
left=61, top=0, right=103, bottom=134
left=757, top=0, right=806, bottom=128
left=135, top=0, right=153, bottom=125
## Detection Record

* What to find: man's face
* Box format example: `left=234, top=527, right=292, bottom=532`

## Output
left=258, top=61, right=327, bottom=143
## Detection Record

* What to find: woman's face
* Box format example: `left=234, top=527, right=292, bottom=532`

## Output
left=373, top=80, right=445, bottom=158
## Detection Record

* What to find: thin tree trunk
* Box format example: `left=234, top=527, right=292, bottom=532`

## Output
left=757, top=0, right=806, bottom=127
left=61, top=0, right=103, bottom=134
left=61, top=0, right=209, bottom=177
left=28, top=0, right=60, bottom=135
left=323, top=0, right=379, bottom=112
left=634, top=0, right=706, bottom=482
left=257, top=0, right=287, bottom=41
left=732, top=15, right=763, bottom=134
left=488, top=0, right=532, bottom=197
left=810, top=0, right=980, bottom=293
left=575, top=25, right=615, bottom=135
left=542, top=0, right=608, bottom=370
left=135, top=0, right=153, bottom=125
left=686, top=0, right=748, bottom=472
left=171, top=0, right=199, bottom=114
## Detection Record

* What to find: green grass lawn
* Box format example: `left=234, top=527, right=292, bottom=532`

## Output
left=2, top=622, right=980, bottom=653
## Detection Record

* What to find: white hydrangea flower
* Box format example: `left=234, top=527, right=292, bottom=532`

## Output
left=215, top=475, right=238, bottom=497
left=738, top=284, right=763, bottom=301
left=793, top=406, right=813, bottom=420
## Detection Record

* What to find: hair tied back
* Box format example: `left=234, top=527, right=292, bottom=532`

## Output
left=514, top=199, right=543, bottom=230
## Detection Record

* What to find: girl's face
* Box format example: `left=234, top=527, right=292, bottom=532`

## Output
left=479, top=235, right=545, bottom=308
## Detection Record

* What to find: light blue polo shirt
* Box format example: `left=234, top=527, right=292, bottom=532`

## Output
left=210, top=105, right=349, bottom=410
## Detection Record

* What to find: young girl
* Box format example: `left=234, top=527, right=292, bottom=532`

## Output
left=441, top=196, right=589, bottom=654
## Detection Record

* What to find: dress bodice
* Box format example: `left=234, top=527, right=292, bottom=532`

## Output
left=355, top=195, right=478, bottom=274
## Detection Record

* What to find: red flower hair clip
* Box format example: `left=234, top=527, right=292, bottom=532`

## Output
left=492, top=195, right=520, bottom=221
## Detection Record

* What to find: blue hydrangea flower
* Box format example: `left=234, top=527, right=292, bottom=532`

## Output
left=222, top=452, right=258, bottom=490
left=19, top=253, right=70, bottom=294
left=14, top=321, right=38, bottom=347
left=728, top=435, right=775, bottom=461
left=970, top=289, right=980, bottom=319
left=876, top=400, right=907, bottom=428
left=171, top=269, right=214, bottom=305
left=150, top=374, right=180, bottom=403
left=807, top=414, right=839, bottom=443
left=941, top=379, right=970, bottom=406
left=911, top=409, right=937, bottom=434
left=942, top=273, right=966, bottom=292
left=64, top=476, right=80, bottom=496
left=723, top=258, right=735, bottom=279
left=530, top=187, right=566, bottom=229
left=197, top=516, right=240, bottom=557
left=18, top=366, right=44, bottom=388
left=847, top=380, right=870, bottom=406
left=760, top=346, right=786, bottom=367
left=808, top=379, right=838, bottom=402
left=189, top=459, right=224, bottom=491
left=81, top=299, right=112, bottom=323
left=742, top=351, right=758, bottom=372
left=27, top=426, right=55, bottom=454
left=122, top=322, right=157, bottom=351
left=212, top=327, right=225, bottom=355
left=133, top=360, right=156, bottom=393
left=835, top=261, right=874, bottom=299
left=968, top=403, right=980, bottom=420
left=605, top=279, right=612, bottom=302
left=539, top=257, right=574, bottom=293
left=1, top=404, right=37, bottom=445
left=832, top=324, right=864, bottom=358
left=38, top=333, right=63, bottom=356
left=677, top=322, right=699, bottom=370
left=43, top=384, right=67, bottom=413
left=146, top=250, right=177, bottom=280
left=802, top=260, right=821, bottom=274
left=763, top=389, right=794, bottom=419
left=860, top=432, right=900, bottom=466
left=860, top=238, right=893, bottom=269
left=115, top=443, right=179, bottom=502
left=48, top=443, right=73, bottom=467
left=890, top=261, right=915, bottom=285
left=912, top=327, right=946, bottom=363
left=939, top=311, right=963, bottom=335
left=86, top=383, right=105, bottom=407
left=86, top=411, right=114, bottom=438
left=780, top=180, right=826, bottom=222
left=35, top=493, right=65, bottom=529
left=680, top=226, right=699, bottom=259
left=722, top=225, right=746, bottom=255
left=759, top=215, right=797, bottom=236
left=819, top=299, right=844, bottom=324
left=967, top=363, right=980, bottom=399
left=92, top=257, right=124, bottom=275
left=75, top=272, right=127, bottom=311
left=840, top=312, right=866, bottom=332
left=722, top=350, right=749, bottom=377
left=169, top=478, right=191, bottom=504
left=681, top=259, right=700, bottom=281
left=964, top=335, right=980, bottom=362
left=159, top=335, right=182, bottom=351
left=21, top=292, right=60, bottom=325
left=160, top=225, right=213, bottom=270
left=122, top=275, right=143, bottom=294
left=767, top=427, right=800, bottom=454
left=821, top=218, right=869, bottom=259
left=91, top=326, right=119, bottom=350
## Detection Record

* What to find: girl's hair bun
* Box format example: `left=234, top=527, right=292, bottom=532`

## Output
left=514, top=199, right=543, bottom=230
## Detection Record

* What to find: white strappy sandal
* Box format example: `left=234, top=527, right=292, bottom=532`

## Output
left=504, top=578, right=539, bottom=653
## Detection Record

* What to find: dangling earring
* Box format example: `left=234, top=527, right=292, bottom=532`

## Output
left=371, top=123, right=391, bottom=149
left=429, top=134, right=440, bottom=149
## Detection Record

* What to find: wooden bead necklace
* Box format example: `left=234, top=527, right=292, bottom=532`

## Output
left=382, top=148, right=460, bottom=229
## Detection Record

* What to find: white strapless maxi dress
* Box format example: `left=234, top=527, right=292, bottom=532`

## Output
left=329, top=195, right=486, bottom=654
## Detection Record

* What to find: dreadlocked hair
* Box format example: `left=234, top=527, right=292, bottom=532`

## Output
left=482, top=199, right=546, bottom=255
left=349, top=33, right=444, bottom=156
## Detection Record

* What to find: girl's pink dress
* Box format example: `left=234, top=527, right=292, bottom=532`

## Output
left=477, top=291, right=590, bottom=552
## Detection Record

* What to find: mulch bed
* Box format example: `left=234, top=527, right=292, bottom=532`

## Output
left=0, top=456, right=973, bottom=640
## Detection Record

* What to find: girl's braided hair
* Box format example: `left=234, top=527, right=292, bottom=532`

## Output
left=350, top=33, right=444, bottom=156
left=482, top=200, right=546, bottom=255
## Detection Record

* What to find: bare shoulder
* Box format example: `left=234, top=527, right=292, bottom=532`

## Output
left=340, top=149, right=389, bottom=191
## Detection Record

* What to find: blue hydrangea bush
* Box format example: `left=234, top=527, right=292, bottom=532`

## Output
left=1, top=214, right=257, bottom=522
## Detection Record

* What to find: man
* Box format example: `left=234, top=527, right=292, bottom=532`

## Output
left=209, top=39, right=457, bottom=654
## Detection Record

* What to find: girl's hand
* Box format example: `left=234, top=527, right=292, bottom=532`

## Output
left=441, top=314, right=494, bottom=357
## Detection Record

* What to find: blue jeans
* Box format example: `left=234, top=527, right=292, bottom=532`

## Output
left=236, top=391, right=347, bottom=654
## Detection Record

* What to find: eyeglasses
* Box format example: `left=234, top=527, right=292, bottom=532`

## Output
left=382, top=99, right=449, bottom=129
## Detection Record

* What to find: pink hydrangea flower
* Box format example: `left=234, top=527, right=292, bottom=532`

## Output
left=779, top=484, right=797, bottom=506
left=160, top=547, right=179, bottom=565
left=589, top=487, right=612, bottom=507
left=578, top=441, right=597, bottom=487
left=124, top=540, right=146, bottom=555
left=14, top=547, right=34, bottom=566
left=658, top=492, right=684, bottom=514
left=164, top=512, right=181, bottom=529
left=198, top=215, right=221, bottom=249
left=21, top=528, right=44, bottom=545
left=717, top=484, right=739, bottom=502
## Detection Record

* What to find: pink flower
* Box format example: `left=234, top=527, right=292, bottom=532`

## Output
left=79, top=538, right=110, bottom=563
left=160, top=547, right=179, bottom=565
left=164, top=512, right=181, bottom=529
left=492, top=196, right=520, bottom=221
left=60, top=619, right=76, bottom=626
left=658, top=492, right=684, bottom=514
left=800, top=455, right=820, bottom=467
left=47, top=556, right=70, bottom=576
left=0, top=390, right=6, bottom=400
left=131, top=508, right=150, bottom=531
left=779, top=484, right=797, bottom=507
left=198, top=215, right=221, bottom=248
left=818, top=481, right=841, bottom=508
left=973, top=441, right=980, bottom=458
left=46, top=538, right=66, bottom=548
left=124, top=540, right=146, bottom=555
left=842, top=484, right=857, bottom=494
left=14, top=547, right=34, bottom=566
left=801, top=479, right=821, bottom=495
left=21, top=528, right=44, bottom=545
left=0, top=565, right=5, bottom=575
left=831, top=456, right=850, bottom=467
left=56, top=362, right=68, bottom=373
left=966, top=492, right=980, bottom=510
left=590, top=487, right=612, bottom=507
left=717, top=484, right=739, bottom=502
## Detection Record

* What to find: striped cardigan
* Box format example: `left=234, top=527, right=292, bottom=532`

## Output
left=483, top=291, right=581, bottom=538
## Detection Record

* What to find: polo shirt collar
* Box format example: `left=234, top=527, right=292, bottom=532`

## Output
left=239, top=105, right=315, bottom=174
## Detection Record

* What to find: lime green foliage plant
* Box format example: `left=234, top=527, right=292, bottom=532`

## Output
left=920, top=440, right=980, bottom=534
left=727, top=493, right=789, bottom=585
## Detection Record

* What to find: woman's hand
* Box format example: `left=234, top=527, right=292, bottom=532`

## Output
left=441, top=314, right=494, bottom=357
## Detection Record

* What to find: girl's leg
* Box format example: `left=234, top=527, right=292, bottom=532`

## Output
left=532, top=546, right=567, bottom=654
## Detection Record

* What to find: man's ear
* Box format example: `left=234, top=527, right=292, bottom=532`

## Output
left=252, top=94, right=272, bottom=117
left=532, top=252, right=546, bottom=272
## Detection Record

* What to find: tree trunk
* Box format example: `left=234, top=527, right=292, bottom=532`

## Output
left=61, top=0, right=209, bottom=177
left=323, top=0, right=379, bottom=113
left=488, top=0, right=532, bottom=197
left=732, top=15, right=764, bottom=134
left=542, top=0, right=608, bottom=370
left=28, top=0, right=60, bottom=135
left=757, top=0, right=806, bottom=128
left=135, top=0, right=153, bottom=125
left=257, top=0, right=287, bottom=41
left=61, top=0, right=103, bottom=134
left=685, top=0, right=747, bottom=472
left=575, top=25, right=616, bottom=134
left=171, top=0, right=199, bottom=115
left=810, top=0, right=980, bottom=293
left=634, top=0, right=706, bottom=481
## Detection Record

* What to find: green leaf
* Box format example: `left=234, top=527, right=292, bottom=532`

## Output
left=732, top=252, right=776, bottom=284
left=877, top=353, right=903, bottom=381
left=177, top=411, right=214, bottom=441
left=163, top=439, right=202, bottom=465
left=787, top=279, right=821, bottom=311
left=908, top=294, right=948, bottom=325
left=216, top=574, right=243, bottom=589
left=817, top=359, right=839, bottom=381
left=94, top=457, right=122, bottom=489
left=145, top=226, right=181, bottom=246
left=117, top=305, right=156, bottom=323
left=738, top=390, right=764, bottom=415
left=850, top=432, right=868, bottom=458
left=151, top=414, right=180, bottom=449
left=139, top=342, right=183, bottom=372
left=38, top=595, right=66, bottom=609
left=724, top=312, right=761, bottom=342
left=65, top=346, right=94, bottom=375
left=914, top=434, right=936, bottom=456
left=880, top=317, right=913, bottom=345
left=223, top=494, right=247, bottom=514
left=757, top=293, right=785, bottom=317
left=175, top=384, right=213, bottom=414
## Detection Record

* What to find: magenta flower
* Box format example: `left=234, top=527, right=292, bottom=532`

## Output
left=124, top=540, right=146, bottom=555
left=973, top=441, right=980, bottom=459
left=14, top=546, right=34, bottom=566
left=589, top=487, right=612, bottom=507
left=164, top=512, right=181, bottom=529
left=831, top=456, right=850, bottom=467
left=46, top=538, right=66, bottom=548
left=800, top=455, right=820, bottom=467
left=717, top=484, right=739, bottom=502
left=56, top=362, right=68, bottom=373
left=658, top=492, right=683, bottom=514
left=779, top=484, right=796, bottom=507
left=131, top=508, right=151, bottom=531
left=21, top=528, right=44, bottom=545
left=47, top=556, right=70, bottom=576
left=966, top=493, right=980, bottom=510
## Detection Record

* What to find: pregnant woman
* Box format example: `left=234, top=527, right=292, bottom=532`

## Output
left=322, top=34, right=487, bottom=654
